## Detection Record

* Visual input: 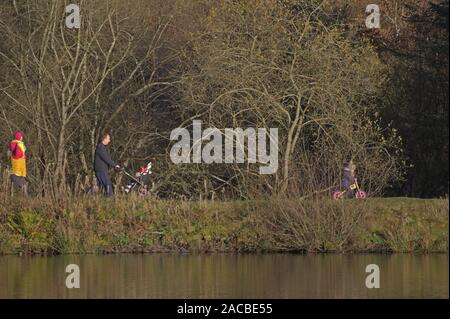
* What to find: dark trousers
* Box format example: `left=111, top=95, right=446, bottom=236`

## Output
left=95, top=171, right=113, bottom=196
left=10, top=174, right=28, bottom=196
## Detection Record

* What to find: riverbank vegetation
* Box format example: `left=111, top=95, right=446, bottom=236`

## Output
left=0, top=195, right=447, bottom=255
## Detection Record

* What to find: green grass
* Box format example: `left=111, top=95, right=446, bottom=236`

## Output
left=0, top=195, right=447, bottom=255
left=359, top=197, right=448, bottom=252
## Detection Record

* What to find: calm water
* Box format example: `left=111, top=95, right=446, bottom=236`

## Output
left=0, top=253, right=448, bottom=298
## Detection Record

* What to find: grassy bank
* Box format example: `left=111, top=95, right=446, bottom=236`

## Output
left=0, top=196, right=447, bottom=255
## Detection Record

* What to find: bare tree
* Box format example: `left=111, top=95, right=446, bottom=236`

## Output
left=175, top=0, right=403, bottom=198
left=0, top=0, right=178, bottom=196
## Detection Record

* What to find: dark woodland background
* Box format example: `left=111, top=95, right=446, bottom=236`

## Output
left=0, top=0, right=448, bottom=199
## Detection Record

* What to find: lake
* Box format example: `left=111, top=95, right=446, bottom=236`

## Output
left=0, top=253, right=447, bottom=298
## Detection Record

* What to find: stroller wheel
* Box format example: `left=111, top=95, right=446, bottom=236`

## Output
left=355, top=191, right=367, bottom=199
left=138, top=186, right=148, bottom=196
left=332, top=191, right=344, bottom=200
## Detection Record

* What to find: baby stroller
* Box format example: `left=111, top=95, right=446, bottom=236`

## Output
left=122, top=162, right=153, bottom=196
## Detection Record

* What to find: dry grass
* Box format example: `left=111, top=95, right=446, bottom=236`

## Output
left=0, top=190, right=447, bottom=255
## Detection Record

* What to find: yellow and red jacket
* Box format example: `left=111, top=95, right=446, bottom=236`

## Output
left=10, top=138, right=27, bottom=177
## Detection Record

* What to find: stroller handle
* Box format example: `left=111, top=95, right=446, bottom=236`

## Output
left=121, top=168, right=145, bottom=187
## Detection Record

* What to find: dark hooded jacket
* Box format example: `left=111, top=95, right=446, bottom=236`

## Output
left=94, top=142, right=115, bottom=172
left=342, top=167, right=354, bottom=189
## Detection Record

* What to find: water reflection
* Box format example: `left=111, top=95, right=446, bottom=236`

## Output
left=0, top=253, right=448, bottom=298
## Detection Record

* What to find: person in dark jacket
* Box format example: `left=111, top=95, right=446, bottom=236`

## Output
left=94, top=133, right=120, bottom=196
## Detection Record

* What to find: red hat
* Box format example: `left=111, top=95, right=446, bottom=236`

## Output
left=14, top=132, right=23, bottom=140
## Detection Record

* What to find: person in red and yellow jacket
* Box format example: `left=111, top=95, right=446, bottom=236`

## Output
left=9, top=132, right=28, bottom=195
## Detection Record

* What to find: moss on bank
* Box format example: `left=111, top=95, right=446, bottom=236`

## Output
left=0, top=196, right=447, bottom=255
